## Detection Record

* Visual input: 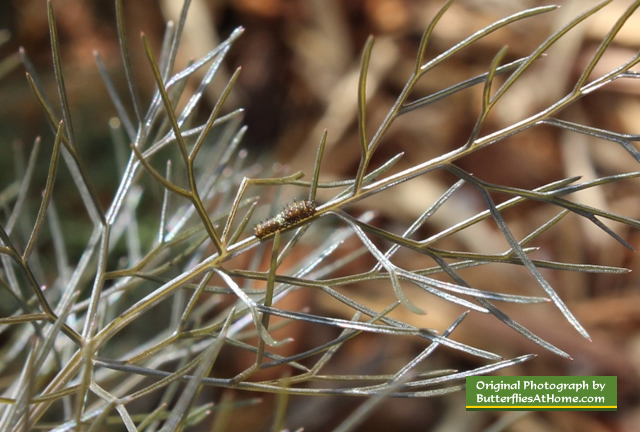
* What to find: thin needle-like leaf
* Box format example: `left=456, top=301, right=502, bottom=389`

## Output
left=93, top=51, right=136, bottom=141
left=47, top=1, right=77, bottom=152
left=213, top=269, right=280, bottom=346
left=160, top=0, right=192, bottom=82
left=491, top=0, right=611, bottom=105
left=310, top=130, right=328, bottom=202
left=158, top=316, right=227, bottom=432
left=541, top=118, right=640, bottom=162
left=466, top=46, right=508, bottom=146
left=573, top=0, right=640, bottom=92
left=115, top=0, right=143, bottom=122
left=129, top=143, right=191, bottom=198
left=354, top=36, right=375, bottom=194
left=373, top=180, right=465, bottom=272
left=6, top=137, right=40, bottom=235
left=190, top=68, right=241, bottom=162
left=46, top=1, right=106, bottom=224
left=142, top=33, right=190, bottom=166
left=23, top=122, right=63, bottom=261
left=158, top=160, right=172, bottom=244
left=400, top=56, right=531, bottom=115
left=414, top=0, right=454, bottom=71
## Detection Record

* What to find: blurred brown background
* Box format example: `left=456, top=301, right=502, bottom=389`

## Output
left=1, top=0, right=640, bottom=431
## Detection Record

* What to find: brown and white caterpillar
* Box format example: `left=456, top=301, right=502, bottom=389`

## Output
left=254, top=200, right=316, bottom=238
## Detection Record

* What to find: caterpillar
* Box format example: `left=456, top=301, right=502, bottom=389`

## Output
left=254, top=200, right=316, bottom=238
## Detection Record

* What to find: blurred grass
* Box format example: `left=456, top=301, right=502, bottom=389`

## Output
left=1, top=0, right=640, bottom=431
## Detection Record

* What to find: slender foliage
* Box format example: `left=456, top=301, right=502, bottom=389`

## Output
left=1, top=1, right=640, bottom=430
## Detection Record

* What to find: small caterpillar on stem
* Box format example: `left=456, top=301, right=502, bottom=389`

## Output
left=254, top=200, right=316, bottom=238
